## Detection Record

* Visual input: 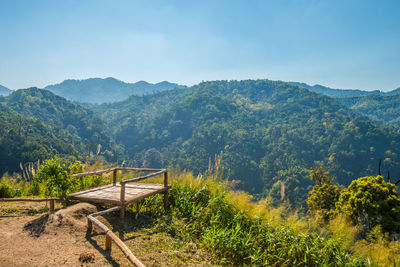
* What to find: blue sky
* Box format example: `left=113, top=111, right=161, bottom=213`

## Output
left=1, top=0, right=399, bottom=91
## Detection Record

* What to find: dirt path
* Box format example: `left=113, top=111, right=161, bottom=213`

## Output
left=0, top=202, right=216, bottom=267
left=0, top=202, right=110, bottom=266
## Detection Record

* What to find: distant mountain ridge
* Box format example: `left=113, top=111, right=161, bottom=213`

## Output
left=288, top=81, right=400, bottom=98
left=44, top=77, right=185, bottom=103
left=0, top=85, right=12, bottom=96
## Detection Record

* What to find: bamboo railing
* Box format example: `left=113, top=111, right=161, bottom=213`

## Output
left=87, top=206, right=145, bottom=267
left=0, top=197, right=59, bottom=211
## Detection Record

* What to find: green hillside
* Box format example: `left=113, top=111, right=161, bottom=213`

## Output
left=0, top=103, right=79, bottom=175
left=92, top=80, right=400, bottom=205
left=339, top=94, right=400, bottom=128
left=0, top=88, right=124, bottom=170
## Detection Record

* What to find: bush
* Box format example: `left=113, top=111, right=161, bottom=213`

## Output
left=336, top=175, right=400, bottom=234
left=0, top=181, right=14, bottom=198
left=32, top=157, right=81, bottom=204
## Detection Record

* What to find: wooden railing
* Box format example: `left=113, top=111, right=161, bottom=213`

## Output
left=87, top=206, right=145, bottom=267
left=0, top=197, right=59, bottom=211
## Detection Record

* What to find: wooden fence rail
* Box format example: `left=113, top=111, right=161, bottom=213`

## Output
left=0, top=197, right=60, bottom=211
left=87, top=206, right=145, bottom=267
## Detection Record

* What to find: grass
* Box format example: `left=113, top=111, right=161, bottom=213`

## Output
left=133, top=168, right=367, bottom=266
left=2, top=159, right=400, bottom=266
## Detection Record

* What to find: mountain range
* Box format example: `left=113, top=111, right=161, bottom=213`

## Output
left=0, top=85, right=12, bottom=96
left=92, top=80, right=400, bottom=205
left=1, top=78, right=400, bottom=206
left=43, top=77, right=185, bottom=103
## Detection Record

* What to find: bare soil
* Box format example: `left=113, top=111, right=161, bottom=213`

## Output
left=0, top=201, right=216, bottom=266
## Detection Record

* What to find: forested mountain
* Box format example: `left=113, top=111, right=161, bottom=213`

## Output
left=0, top=103, right=79, bottom=175
left=0, top=85, right=12, bottom=96
left=44, top=77, right=185, bottom=103
left=0, top=88, right=124, bottom=174
left=92, top=80, right=400, bottom=205
left=339, top=94, right=400, bottom=128
left=1, top=80, right=399, bottom=206
left=288, top=81, right=400, bottom=98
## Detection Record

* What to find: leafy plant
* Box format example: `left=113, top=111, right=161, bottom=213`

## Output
left=307, top=166, right=340, bottom=221
left=32, top=157, right=80, bottom=204
left=336, top=175, right=400, bottom=234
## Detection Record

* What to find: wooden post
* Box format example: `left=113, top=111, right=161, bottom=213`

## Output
left=105, top=233, right=112, bottom=251
left=49, top=199, right=55, bottom=212
left=87, top=219, right=93, bottom=233
left=120, top=182, right=126, bottom=218
left=163, top=171, right=169, bottom=209
left=113, top=169, right=117, bottom=185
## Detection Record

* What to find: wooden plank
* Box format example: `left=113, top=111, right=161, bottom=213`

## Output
left=90, top=206, right=121, bottom=217
left=116, top=167, right=164, bottom=173
left=50, top=199, right=55, bottom=211
left=121, top=170, right=166, bottom=184
left=125, top=186, right=171, bottom=204
left=69, top=184, right=117, bottom=197
left=0, top=197, right=60, bottom=202
left=163, top=172, right=169, bottom=209
left=120, top=182, right=126, bottom=218
left=69, top=195, right=121, bottom=205
left=106, top=230, right=145, bottom=267
left=74, top=167, right=164, bottom=178
left=88, top=215, right=145, bottom=266
left=87, top=215, right=109, bottom=233
left=105, top=234, right=112, bottom=251
left=73, top=167, right=117, bottom=177
left=113, top=169, right=117, bottom=185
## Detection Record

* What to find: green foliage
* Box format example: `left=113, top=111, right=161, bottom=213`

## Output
left=0, top=180, right=14, bottom=198
left=307, top=184, right=340, bottom=221
left=336, top=175, right=400, bottom=234
left=0, top=103, right=79, bottom=176
left=142, top=173, right=366, bottom=266
left=307, top=167, right=340, bottom=220
left=0, top=88, right=124, bottom=174
left=309, top=166, right=331, bottom=186
left=32, top=157, right=80, bottom=203
left=92, top=80, right=400, bottom=207
left=339, top=94, right=400, bottom=128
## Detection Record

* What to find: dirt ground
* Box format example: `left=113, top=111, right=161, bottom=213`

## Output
left=0, top=201, right=216, bottom=267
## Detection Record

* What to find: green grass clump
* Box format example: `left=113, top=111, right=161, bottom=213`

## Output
left=141, top=170, right=366, bottom=266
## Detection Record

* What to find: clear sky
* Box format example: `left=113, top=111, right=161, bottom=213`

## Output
left=1, top=0, right=399, bottom=91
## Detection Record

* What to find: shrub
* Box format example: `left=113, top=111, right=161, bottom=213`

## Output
left=32, top=157, right=81, bottom=204
left=0, top=180, right=14, bottom=198
left=336, top=175, right=400, bottom=234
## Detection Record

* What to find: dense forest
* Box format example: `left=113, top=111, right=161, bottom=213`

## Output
left=91, top=80, right=400, bottom=205
left=339, top=94, right=400, bottom=128
left=1, top=80, right=400, bottom=207
left=0, top=88, right=123, bottom=175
